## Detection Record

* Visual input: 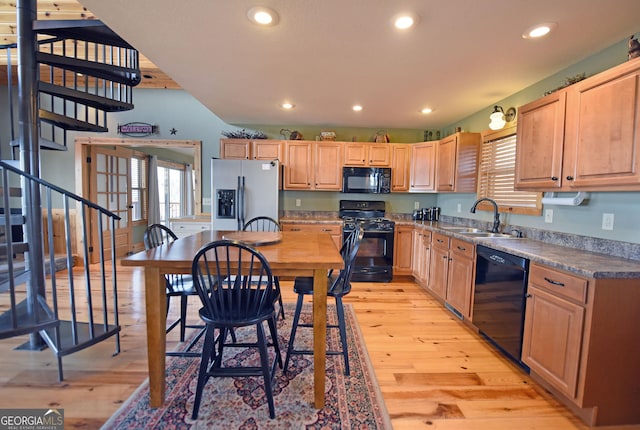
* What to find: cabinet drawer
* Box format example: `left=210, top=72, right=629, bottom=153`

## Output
left=450, top=238, right=474, bottom=259
left=432, top=232, right=450, bottom=249
left=529, top=263, right=588, bottom=304
left=282, top=223, right=341, bottom=235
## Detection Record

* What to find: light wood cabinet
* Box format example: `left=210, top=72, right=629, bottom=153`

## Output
left=516, top=57, right=640, bottom=191
left=344, top=142, right=391, bottom=167
left=563, top=61, right=640, bottom=189
left=283, top=141, right=343, bottom=190
left=281, top=222, right=342, bottom=249
left=427, top=232, right=475, bottom=318
left=522, top=262, right=640, bottom=426
left=283, top=141, right=313, bottom=189
left=427, top=232, right=449, bottom=300
left=515, top=92, right=567, bottom=189
left=220, top=138, right=282, bottom=160
left=445, top=238, right=475, bottom=318
left=393, top=224, right=413, bottom=276
left=314, top=142, right=344, bottom=190
left=436, top=132, right=480, bottom=192
left=411, top=228, right=431, bottom=288
left=410, top=141, right=436, bottom=192
left=391, top=144, right=410, bottom=192
left=253, top=140, right=283, bottom=160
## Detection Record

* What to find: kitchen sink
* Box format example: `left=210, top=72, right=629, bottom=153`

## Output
left=439, top=226, right=484, bottom=233
left=439, top=226, right=521, bottom=238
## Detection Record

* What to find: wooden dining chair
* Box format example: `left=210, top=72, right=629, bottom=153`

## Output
left=242, top=216, right=280, bottom=232
left=243, top=216, right=285, bottom=320
left=190, top=240, right=283, bottom=419
left=283, top=224, right=364, bottom=376
left=143, top=223, right=204, bottom=356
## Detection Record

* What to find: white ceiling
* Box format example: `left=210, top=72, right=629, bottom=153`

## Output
left=78, top=0, right=640, bottom=130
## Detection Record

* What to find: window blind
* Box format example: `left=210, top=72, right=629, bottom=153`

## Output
left=478, top=129, right=541, bottom=216
left=131, top=155, right=148, bottom=222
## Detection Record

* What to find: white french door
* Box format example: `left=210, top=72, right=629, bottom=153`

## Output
left=90, top=146, right=133, bottom=260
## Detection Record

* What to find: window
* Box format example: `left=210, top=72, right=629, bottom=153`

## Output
left=477, top=125, right=542, bottom=216
left=130, top=154, right=148, bottom=223
left=157, top=160, right=186, bottom=223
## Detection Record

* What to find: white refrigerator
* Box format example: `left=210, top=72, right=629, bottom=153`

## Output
left=211, top=159, right=280, bottom=230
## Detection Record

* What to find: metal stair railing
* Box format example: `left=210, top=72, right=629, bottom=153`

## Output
left=0, top=160, right=121, bottom=381
left=2, top=19, right=141, bottom=153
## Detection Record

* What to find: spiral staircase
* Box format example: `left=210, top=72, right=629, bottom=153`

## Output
left=0, top=13, right=141, bottom=380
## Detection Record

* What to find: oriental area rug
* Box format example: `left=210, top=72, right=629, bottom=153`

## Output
left=102, top=303, right=391, bottom=429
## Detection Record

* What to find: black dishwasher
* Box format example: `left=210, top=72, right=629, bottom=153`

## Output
left=473, top=245, right=530, bottom=370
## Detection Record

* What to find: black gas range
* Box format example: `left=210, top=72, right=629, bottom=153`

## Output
left=339, top=200, right=394, bottom=282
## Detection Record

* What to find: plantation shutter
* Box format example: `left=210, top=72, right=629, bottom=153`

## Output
left=478, top=126, right=541, bottom=216
left=131, top=154, right=148, bottom=222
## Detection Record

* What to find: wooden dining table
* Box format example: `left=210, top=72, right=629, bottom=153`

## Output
left=121, top=230, right=343, bottom=409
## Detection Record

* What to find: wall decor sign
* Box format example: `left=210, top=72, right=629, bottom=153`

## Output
left=117, top=122, right=158, bottom=137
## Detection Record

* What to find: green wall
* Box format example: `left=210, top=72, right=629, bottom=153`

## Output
left=1, top=35, right=638, bottom=244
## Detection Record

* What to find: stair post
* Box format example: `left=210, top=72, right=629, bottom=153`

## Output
left=17, top=0, right=47, bottom=349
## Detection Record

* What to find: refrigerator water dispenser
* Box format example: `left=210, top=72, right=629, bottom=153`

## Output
left=216, top=189, right=236, bottom=219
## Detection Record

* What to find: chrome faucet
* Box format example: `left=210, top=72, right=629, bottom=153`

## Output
left=470, top=198, right=501, bottom=233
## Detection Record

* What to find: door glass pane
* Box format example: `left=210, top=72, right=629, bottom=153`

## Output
left=119, top=156, right=127, bottom=174
left=97, top=153, right=106, bottom=171
left=97, top=173, right=106, bottom=192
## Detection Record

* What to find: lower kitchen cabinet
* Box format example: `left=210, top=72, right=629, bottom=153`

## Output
left=445, top=238, right=475, bottom=318
left=281, top=221, right=342, bottom=249
left=427, top=232, right=475, bottom=318
left=522, top=273, right=585, bottom=398
left=411, top=228, right=431, bottom=288
left=427, top=233, right=450, bottom=300
left=393, top=224, right=413, bottom=276
left=522, top=262, right=640, bottom=426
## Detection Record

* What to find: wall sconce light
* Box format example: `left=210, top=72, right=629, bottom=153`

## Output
left=488, top=105, right=516, bottom=130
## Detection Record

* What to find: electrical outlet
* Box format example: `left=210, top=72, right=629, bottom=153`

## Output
left=414, top=201, right=420, bottom=210
left=202, top=197, right=211, bottom=206
left=295, top=199, right=301, bottom=207
left=544, top=209, right=553, bottom=223
left=457, top=203, right=462, bottom=213
left=602, top=213, right=614, bottom=230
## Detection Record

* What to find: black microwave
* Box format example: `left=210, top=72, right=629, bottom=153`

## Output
left=342, top=167, right=391, bottom=194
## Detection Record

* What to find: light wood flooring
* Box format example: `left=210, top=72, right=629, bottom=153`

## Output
left=0, top=264, right=632, bottom=429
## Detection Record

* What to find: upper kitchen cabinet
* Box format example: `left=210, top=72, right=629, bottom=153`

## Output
left=515, top=91, right=566, bottom=189
left=410, top=141, right=436, bottom=192
left=220, top=138, right=283, bottom=160
left=391, top=144, right=410, bottom=192
left=343, top=142, right=391, bottom=167
left=436, top=132, right=480, bottom=192
left=516, top=57, right=640, bottom=191
left=283, top=141, right=343, bottom=190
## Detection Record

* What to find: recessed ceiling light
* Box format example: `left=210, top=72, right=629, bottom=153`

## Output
left=393, top=13, right=418, bottom=30
left=352, top=105, right=363, bottom=112
left=522, top=22, right=557, bottom=39
left=247, top=6, right=279, bottom=26
left=421, top=108, right=433, bottom=114
left=281, top=102, right=295, bottom=109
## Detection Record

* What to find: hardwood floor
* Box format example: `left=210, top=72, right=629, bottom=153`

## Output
left=0, top=264, right=622, bottom=429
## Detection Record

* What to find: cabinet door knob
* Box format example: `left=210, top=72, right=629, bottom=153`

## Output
left=551, top=176, right=558, bottom=181
left=566, top=175, right=574, bottom=181
left=526, top=293, right=532, bottom=298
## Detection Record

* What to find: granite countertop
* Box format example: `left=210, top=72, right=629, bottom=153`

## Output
left=410, top=221, right=640, bottom=279
left=279, top=213, right=640, bottom=279
left=280, top=215, right=341, bottom=224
